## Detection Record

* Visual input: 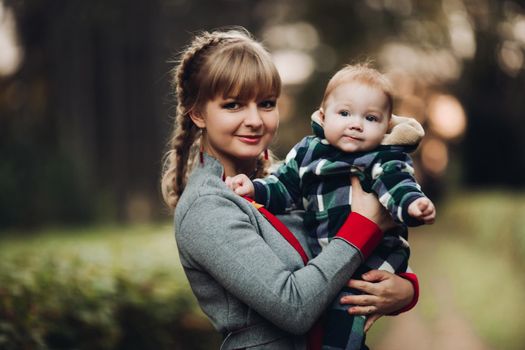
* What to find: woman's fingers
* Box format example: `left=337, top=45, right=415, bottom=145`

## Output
left=364, top=314, right=382, bottom=332
left=350, top=176, right=364, bottom=194
left=347, top=270, right=390, bottom=293
left=361, top=269, right=391, bottom=283
left=347, top=304, right=378, bottom=316
left=349, top=176, right=384, bottom=227
left=340, top=293, right=378, bottom=306
left=343, top=270, right=415, bottom=316
left=347, top=279, right=378, bottom=295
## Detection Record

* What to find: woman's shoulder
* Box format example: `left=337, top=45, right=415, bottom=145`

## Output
left=176, top=172, right=228, bottom=219
left=176, top=154, right=230, bottom=211
left=175, top=168, right=254, bottom=233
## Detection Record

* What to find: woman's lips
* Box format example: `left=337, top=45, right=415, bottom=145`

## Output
left=237, top=135, right=262, bottom=144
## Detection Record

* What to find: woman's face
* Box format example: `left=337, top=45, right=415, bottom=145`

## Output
left=192, top=95, right=279, bottom=175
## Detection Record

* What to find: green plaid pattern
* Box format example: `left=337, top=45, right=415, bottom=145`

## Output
left=253, top=127, right=425, bottom=256
left=252, top=120, right=426, bottom=350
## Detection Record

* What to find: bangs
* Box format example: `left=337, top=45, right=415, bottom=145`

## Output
left=202, top=44, right=281, bottom=102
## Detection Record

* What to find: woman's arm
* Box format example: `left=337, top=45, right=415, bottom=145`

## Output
left=177, top=193, right=382, bottom=335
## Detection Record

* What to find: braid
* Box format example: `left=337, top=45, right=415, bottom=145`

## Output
left=162, top=31, right=227, bottom=209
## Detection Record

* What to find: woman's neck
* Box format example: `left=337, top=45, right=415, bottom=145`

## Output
left=222, top=158, right=258, bottom=178
left=203, top=148, right=258, bottom=177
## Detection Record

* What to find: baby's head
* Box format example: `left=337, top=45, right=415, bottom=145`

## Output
left=318, top=64, right=393, bottom=153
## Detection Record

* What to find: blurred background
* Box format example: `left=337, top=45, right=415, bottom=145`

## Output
left=1, top=0, right=524, bottom=349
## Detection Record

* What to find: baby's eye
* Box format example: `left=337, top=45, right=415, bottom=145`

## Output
left=366, top=114, right=379, bottom=122
left=259, top=100, right=277, bottom=110
left=339, top=110, right=350, bottom=117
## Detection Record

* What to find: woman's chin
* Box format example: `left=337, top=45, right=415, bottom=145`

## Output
left=235, top=151, right=264, bottom=160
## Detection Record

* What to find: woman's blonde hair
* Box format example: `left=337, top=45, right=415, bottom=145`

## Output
left=161, top=28, right=281, bottom=209
left=321, top=63, right=394, bottom=116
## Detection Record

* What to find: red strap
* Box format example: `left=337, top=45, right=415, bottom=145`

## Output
left=243, top=196, right=309, bottom=265
left=242, top=196, right=322, bottom=350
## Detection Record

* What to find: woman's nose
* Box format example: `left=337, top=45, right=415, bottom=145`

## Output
left=244, top=104, right=263, bottom=128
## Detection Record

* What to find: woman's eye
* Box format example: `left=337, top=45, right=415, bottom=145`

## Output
left=366, top=114, right=378, bottom=122
left=339, top=110, right=350, bottom=117
left=259, top=100, right=277, bottom=109
left=222, top=102, right=240, bottom=110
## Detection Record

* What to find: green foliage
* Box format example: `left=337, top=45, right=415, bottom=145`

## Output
left=440, top=190, right=525, bottom=265
left=0, top=224, right=221, bottom=350
left=409, top=191, right=525, bottom=350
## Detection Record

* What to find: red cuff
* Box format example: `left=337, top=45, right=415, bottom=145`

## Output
left=389, top=272, right=419, bottom=315
left=334, top=212, right=383, bottom=260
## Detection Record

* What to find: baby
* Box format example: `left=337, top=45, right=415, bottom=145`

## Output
left=228, top=63, right=435, bottom=350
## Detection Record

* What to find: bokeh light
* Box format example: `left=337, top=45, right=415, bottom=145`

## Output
left=379, top=43, right=461, bottom=84
left=421, top=137, right=449, bottom=175
left=427, top=94, right=467, bottom=140
left=272, top=50, right=315, bottom=85
left=447, top=12, right=476, bottom=59
left=0, top=1, right=22, bottom=77
left=263, top=22, right=319, bottom=86
left=262, top=22, right=319, bottom=51
left=512, top=16, right=525, bottom=44
left=497, top=40, right=524, bottom=76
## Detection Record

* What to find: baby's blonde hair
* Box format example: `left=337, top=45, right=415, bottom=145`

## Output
left=321, top=63, right=393, bottom=116
left=161, top=28, right=281, bottom=209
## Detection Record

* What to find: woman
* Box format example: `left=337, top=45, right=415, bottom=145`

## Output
left=161, top=28, right=417, bottom=349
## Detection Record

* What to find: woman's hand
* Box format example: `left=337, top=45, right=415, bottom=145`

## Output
left=350, top=176, right=396, bottom=232
left=340, top=270, right=415, bottom=332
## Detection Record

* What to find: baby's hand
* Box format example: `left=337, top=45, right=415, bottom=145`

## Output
left=225, top=174, right=255, bottom=197
left=407, top=197, right=436, bottom=224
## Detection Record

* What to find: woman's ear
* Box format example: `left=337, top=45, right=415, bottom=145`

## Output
left=189, top=110, right=206, bottom=129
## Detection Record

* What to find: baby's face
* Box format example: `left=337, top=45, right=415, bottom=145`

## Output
left=321, top=82, right=390, bottom=153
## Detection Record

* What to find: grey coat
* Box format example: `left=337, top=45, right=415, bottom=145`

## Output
left=174, top=155, right=365, bottom=349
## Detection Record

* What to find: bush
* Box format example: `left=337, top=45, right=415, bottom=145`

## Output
left=0, top=225, right=221, bottom=350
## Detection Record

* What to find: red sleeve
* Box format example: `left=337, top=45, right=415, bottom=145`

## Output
left=389, top=272, right=419, bottom=315
left=334, top=212, right=383, bottom=260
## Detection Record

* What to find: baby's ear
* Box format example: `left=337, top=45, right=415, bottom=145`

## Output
left=311, top=109, right=324, bottom=125
left=381, top=115, right=425, bottom=146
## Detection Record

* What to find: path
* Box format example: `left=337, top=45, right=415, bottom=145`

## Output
left=368, top=233, right=494, bottom=350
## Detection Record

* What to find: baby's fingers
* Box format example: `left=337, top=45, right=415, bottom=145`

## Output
left=234, top=185, right=250, bottom=196
left=418, top=199, right=430, bottom=211
left=423, top=212, right=436, bottom=224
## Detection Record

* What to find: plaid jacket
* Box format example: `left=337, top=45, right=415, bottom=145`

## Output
left=253, top=120, right=426, bottom=258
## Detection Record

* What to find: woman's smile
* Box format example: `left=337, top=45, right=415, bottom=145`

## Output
left=236, top=135, right=263, bottom=144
